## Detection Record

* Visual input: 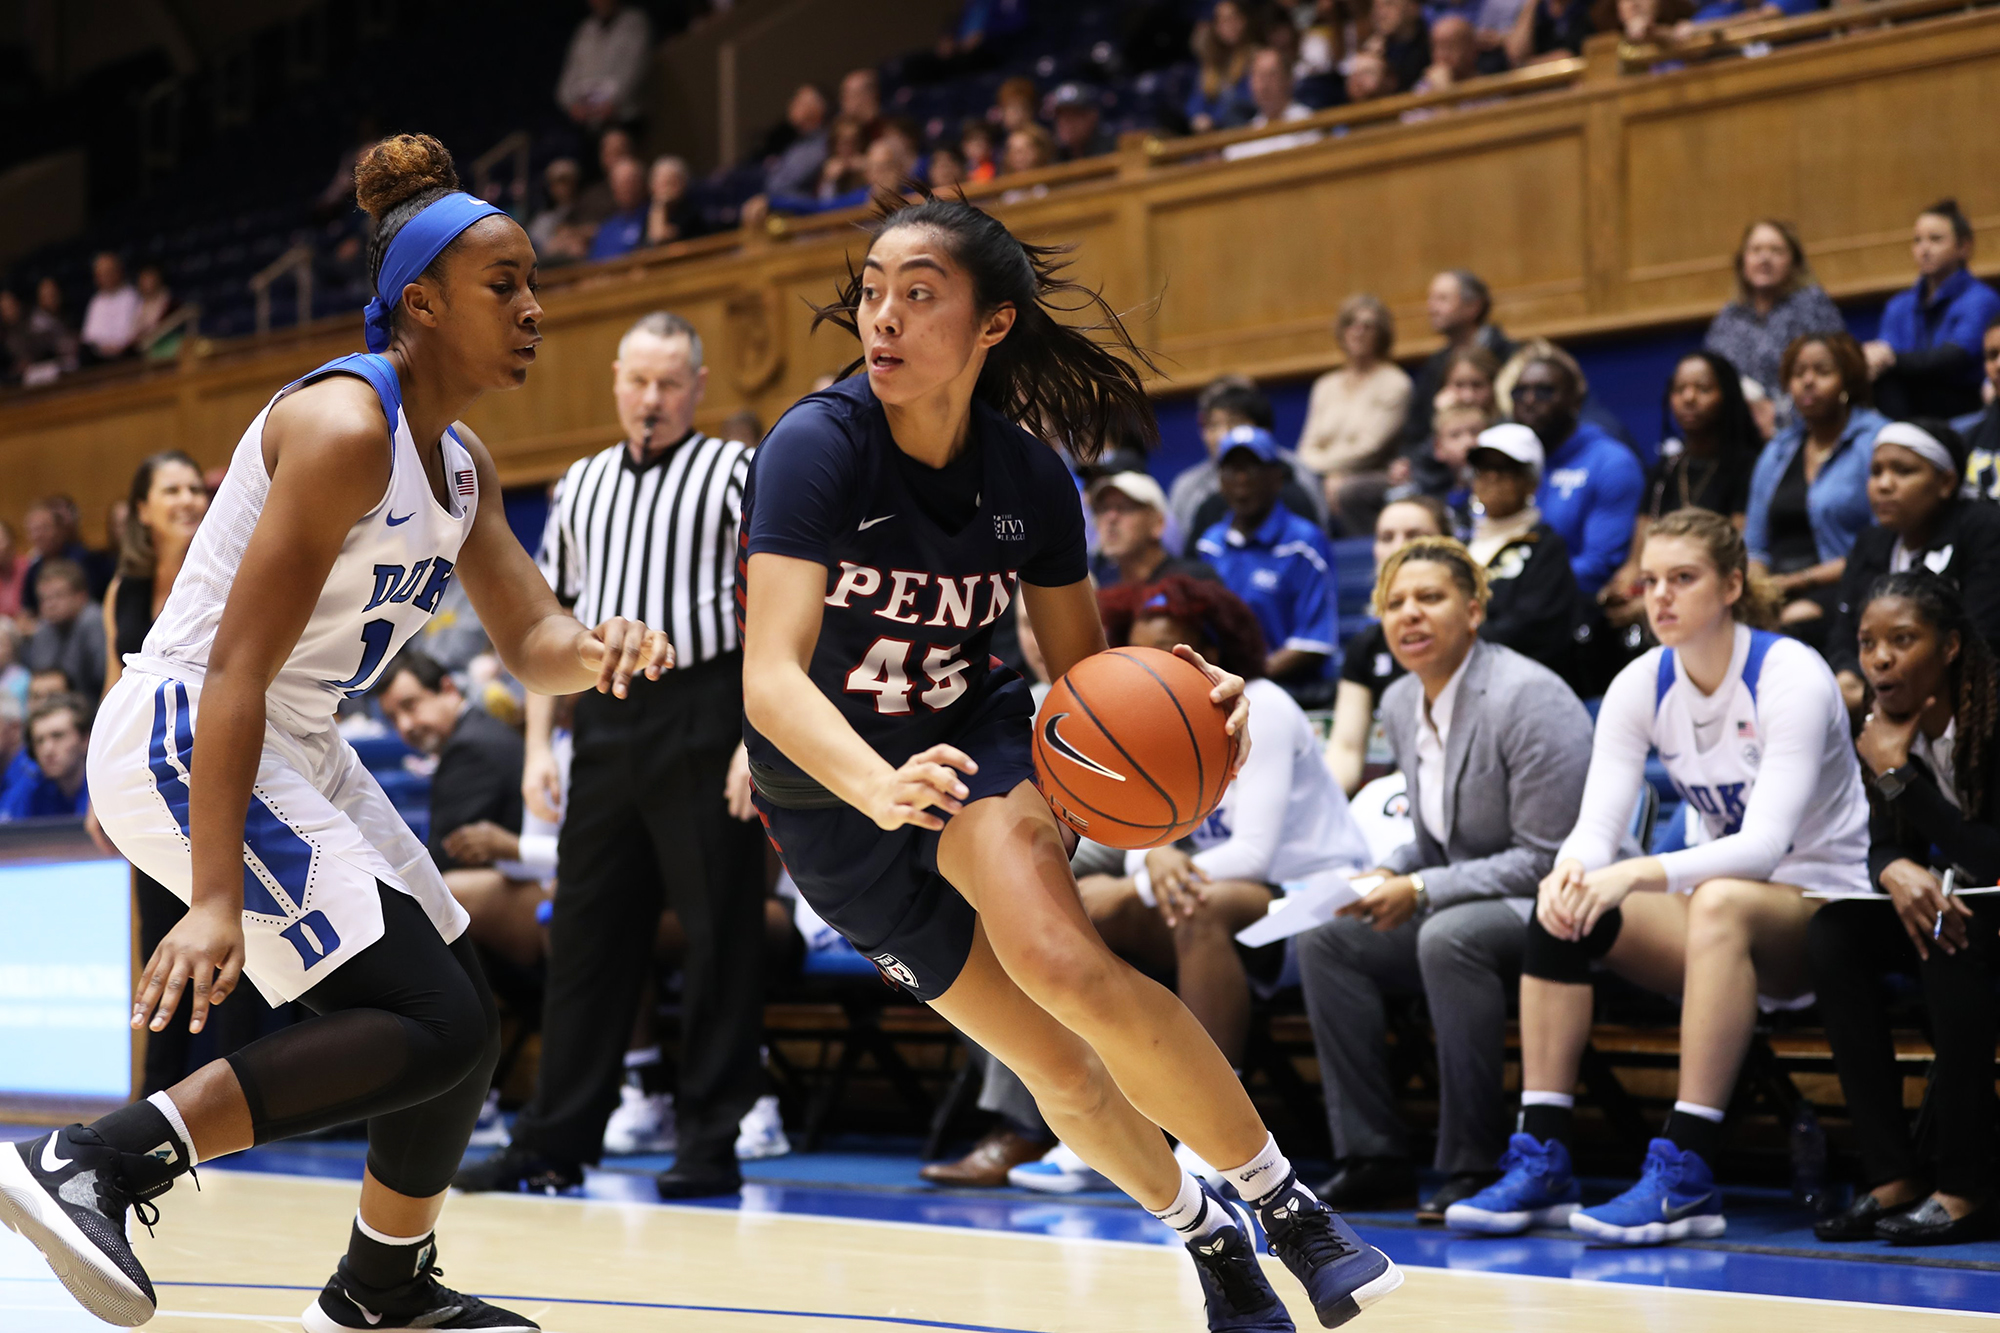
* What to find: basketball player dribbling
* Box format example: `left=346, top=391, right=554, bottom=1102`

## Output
left=0, top=135, right=672, bottom=1332
left=738, top=194, right=1402, bottom=1330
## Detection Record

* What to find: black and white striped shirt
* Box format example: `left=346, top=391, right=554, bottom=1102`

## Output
left=536, top=432, right=750, bottom=665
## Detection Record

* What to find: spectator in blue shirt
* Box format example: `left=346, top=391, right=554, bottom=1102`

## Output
left=1866, top=199, right=2000, bottom=420
left=1747, top=331, right=1887, bottom=638
left=1507, top=344, right=1644, bottom=597
left=0, top=694, right=89, bottom=821
left=1686, top=0, right=1819, bottom=25
left=587, top=157, right=648, bottom=261
left=1196, top=426, right=1340, bottom=697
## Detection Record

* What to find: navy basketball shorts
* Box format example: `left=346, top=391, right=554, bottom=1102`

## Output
left=755, top=678, right=1037, bottom=1001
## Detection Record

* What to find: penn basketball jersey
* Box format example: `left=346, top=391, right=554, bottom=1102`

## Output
left=738, top=375, right=1087, bottom=777
left=1649, top=624, right=1868, bottom=881
left=136, top=353, right=477, bottom=735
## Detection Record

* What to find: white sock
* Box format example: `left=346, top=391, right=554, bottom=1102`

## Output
left=1152, top=1172, right=1232, bottom=1240
left=354, top=1211, right=430, bottom=1247
left=1519, top=1091, right=1574, bottom=1109
left=1672, top=1100, right=1725, bottom=1123
left=147, top=1091, right=198, bottom=1168
left=1220, top=1133, right=1291, bottom=1205
left=623, top=1046, right=661, bottom=1069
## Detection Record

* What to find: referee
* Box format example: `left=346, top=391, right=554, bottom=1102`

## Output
left=456, top=311, right=767, bottom=1199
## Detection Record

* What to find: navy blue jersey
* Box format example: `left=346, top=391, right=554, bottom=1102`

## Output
left=738, top=375, right=1088, bottom=777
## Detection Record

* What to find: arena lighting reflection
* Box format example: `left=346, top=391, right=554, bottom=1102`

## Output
left=0, top=819, right=133, bottom=1112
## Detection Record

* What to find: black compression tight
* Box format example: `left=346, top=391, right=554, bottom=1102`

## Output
left=223, top=883, right=500, bottom=1198
left=1522, top=905, right=1625, bottom=984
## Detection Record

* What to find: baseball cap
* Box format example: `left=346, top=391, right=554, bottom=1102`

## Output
left=1087, top=470, right=1169, bottom=513
left=1049, top=82, right=1097, bottom=112
left=1216, top=424, right=1281, bottom=465
left=1468, top=422, right=1543, bottom=473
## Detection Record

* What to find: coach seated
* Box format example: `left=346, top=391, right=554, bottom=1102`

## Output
left=0, top=693, right=90, bottom=821
left=1298, top=538, right=1596, bottom=1218
left=1809, top=574, right=2000, bottom=1245
left=374, top=650, right=547, bottom=978
left=1076, top=576, right=1371, bottom=1076
left=1827, top=421, right=2000, bottom=713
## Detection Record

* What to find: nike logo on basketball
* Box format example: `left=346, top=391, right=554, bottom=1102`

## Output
left=341, top=1289, right=386, bottom=1325
left=1041, top=713, right=1125, bottom=782
left=385, top=511, right=414, bottom=526
left=40, top=1134, right=71, bottom=1173
left=1661, top=1192, right=1712, bottom=1221
left=858, top=514, right=895, bottom=531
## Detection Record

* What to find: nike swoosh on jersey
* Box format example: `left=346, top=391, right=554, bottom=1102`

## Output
left=39, top=1133, right=71, bottom=1173
left=1041, top=713, right=1126, bottom=782
left=857, top=514, right=895, bottom=530
left=1660, top=1192, right=1713, bottom=1221
left=385, top=511, right=414, bottom=526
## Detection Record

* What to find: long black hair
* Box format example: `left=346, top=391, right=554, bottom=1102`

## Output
left=1864, top=570, right=1998, bottom=818
left=811, top=192, right=1161, bottom=463
left=1660, top=350, right=1759, bottom=460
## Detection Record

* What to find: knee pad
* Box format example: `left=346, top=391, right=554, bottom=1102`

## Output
left=1522, top=906, right=1623, bottom=984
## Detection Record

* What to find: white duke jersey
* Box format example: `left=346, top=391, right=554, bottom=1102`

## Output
left=1559, top=623, right=1870, bottom=896
left=135, top=353, right=477, bottom=735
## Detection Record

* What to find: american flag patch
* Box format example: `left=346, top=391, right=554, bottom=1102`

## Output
left=1737, top=719, right=1756, bottom=739
left=455, top=469, right=476, bottom=497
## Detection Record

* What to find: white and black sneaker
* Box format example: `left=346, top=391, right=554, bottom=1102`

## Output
left=0, top=1125, right=172, bottom=1327
left=303, top=1256, right=541, bottom=1332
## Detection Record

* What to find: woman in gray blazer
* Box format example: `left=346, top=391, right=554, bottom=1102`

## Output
left=1299, top=536, right=1597, bottom=1219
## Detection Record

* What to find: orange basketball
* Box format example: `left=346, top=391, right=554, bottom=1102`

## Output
left=1032, top=646, right=1238, bottom=850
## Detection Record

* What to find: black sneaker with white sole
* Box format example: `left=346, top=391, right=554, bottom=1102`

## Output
left=303, top=1257, right=541, bottom=1332
left=0, top=1125, right=176, bottom=1328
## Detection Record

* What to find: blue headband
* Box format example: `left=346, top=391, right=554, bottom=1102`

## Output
left=363, top=191, right=508, bottom=352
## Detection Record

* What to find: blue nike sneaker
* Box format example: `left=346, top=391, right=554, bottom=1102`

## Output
left=1443, top=1134, right=1581, bottom=1235
left=1253, top=1174, right=1403, bottom=1327
left=1568, top=1139, right=1726, bottom=1246
left=1184, top=1182, right=1295, bottom=1332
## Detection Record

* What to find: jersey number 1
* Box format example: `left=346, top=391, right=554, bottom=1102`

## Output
left=331, top=619, right=395, bottom=697
left=846, top=637, right=969, bottom=714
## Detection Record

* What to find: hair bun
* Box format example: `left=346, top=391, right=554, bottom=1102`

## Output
left=354, top=133, right=460, bottom=222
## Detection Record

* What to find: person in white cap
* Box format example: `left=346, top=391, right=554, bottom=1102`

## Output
left=1086, top=471, right=1219, bottom=589
left=1465, top=423, right=1586, bottom=686
left=1825, top=417, right=2000, bottom=713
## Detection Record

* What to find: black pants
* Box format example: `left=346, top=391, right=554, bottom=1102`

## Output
left=1807, top=896, right=2000, bottom=1198
left=223, top=884, right=501, bottom=1198
left=512, top=651, right=767, bottom=1169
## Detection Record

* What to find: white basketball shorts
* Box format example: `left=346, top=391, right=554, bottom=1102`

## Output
left=87, top=668, right=469, bottom=1005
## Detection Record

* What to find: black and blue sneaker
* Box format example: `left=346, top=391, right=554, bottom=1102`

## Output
left=303, top=1253, right=542, bottom=1331
left=0, top=1125, right=174, bottom=1327
left=1253, top=1173, right=1403, bottom=1328
left=1184, top=1181, right=1295, bottom=1332
left=1568, top=1138, right=1725, bottom=1246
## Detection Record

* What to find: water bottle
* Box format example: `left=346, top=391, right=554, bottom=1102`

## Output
left=1791, top=1101, right=1828, bottom=1212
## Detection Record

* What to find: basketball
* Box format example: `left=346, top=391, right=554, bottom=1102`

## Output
left=1032, top=646, right=1238, bottom=850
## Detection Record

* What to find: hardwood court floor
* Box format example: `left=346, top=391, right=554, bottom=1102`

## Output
left=2, top=1168, right=1993, bottom=1332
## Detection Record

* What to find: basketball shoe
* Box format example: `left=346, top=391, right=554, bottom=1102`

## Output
left=1252, top=1172, right=1403, bottom=1327
left=1442, top=1134, right=1582, bottom=1235
left=1568, top=1139, right=1726, bottom=1245
left=449, top=1142, right=584, bottom=1195
left=1185, top=1182, right=1295, bottom=1332
left=303, top=1254, right=540, bottom=1331
left=0, top=1125, right=172, bottom=1327
left=735, top=1094, right=791, bottom=1160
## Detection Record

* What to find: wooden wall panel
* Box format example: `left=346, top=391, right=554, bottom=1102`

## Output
left=8, top=8, right=2000, bottom=540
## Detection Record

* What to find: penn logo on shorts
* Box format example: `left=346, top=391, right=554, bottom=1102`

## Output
left=871, top=954, right=919, bottom=989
